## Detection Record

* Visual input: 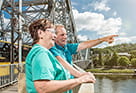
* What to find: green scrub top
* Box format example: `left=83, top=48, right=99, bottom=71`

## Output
left=50, top=43, right=79, bottom=65
left=25, top=44, right=70, bottom=93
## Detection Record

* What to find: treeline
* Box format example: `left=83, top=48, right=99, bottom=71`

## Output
left=90, top=43, right=136, bottom=68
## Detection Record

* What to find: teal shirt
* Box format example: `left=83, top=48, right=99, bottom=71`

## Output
left=25, top=44, right=70, bottom=93
left=50, top=43, right=79, bottom=65
left=49, top=43, right=79, bottom=93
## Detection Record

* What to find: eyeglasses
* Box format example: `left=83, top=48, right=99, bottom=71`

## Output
left=46, top=28, right=56, bottom=34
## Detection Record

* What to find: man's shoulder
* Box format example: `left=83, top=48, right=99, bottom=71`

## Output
left=67, top=43, right=79, bottom=47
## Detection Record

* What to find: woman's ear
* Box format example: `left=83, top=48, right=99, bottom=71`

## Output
left=37, top=29, right=43, bottom=39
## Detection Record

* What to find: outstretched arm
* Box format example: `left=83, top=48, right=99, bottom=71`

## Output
left=56, top=56, right=82, bottom=77
left=77, top=35, right=118, bottom=52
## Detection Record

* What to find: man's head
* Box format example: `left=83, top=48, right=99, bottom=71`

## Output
left=55, top=24, right=67, bottom=47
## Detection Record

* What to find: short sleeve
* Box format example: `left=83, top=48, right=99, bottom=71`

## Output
left=67, top=43, right=79, bottom=55
left=32, top=52, right=55, bottom=81
left=49, top=46, right=61, bottom=57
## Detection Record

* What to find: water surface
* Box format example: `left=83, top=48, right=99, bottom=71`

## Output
left=95, top=75, right=136, bottom=93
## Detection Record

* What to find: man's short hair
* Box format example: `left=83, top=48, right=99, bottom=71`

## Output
left=55, top=24, right=65, bottom=34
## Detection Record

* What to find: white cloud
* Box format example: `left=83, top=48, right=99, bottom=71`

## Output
left=94, top=0, right=110, bottom=11
left=129, top=36, right=136, bottom=43
left=73, top=9, right=104, bottom=31
left=115, top=37, right=131, bottom=44
left=96, top=37, right=132, bottom=48
left=98, top=18, right=122, bottom=36
left=73, top=9, right=122, bottom=37
left=77, top=35, right=88, bottom=41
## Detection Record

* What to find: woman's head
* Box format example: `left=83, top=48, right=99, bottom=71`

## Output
left=29, top=19, right=56, bottom=47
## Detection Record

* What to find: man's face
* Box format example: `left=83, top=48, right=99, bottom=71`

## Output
left=55, top=27, right=67, bottom=47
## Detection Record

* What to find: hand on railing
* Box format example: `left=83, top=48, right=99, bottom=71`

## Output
left=76, top=72, right=96, bottom=84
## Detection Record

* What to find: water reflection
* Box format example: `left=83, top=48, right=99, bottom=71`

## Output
left=95, top=75, right=136, bottom=93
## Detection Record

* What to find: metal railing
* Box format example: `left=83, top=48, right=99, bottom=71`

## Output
left=73, top=64, right=94, bottom=93
left=0, top=64, right=19, bottom=88
left=74, top=60, right=92, bottom=69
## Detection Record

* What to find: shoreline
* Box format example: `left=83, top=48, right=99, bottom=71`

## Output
left=93, top=73, right=136, bottom=75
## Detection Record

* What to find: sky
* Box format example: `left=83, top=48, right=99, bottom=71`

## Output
left=1, top=0, right=136, bottom=48
left=71, top=0, right=136, bottom=48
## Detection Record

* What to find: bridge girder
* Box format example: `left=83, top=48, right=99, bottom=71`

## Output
left=0, top=0, right=82, bottom=64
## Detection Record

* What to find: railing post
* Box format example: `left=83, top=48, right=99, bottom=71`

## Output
left=10, top=64, right=14, bottom=83
left=73, top=64, right=94, bottom=93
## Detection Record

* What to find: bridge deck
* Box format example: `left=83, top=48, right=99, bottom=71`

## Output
left=0, top=83, right=17, bottom=93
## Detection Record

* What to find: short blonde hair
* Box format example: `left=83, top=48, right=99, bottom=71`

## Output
left=55, top=24, right=65, bottom=34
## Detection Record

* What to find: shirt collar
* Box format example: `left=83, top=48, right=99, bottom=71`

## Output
left=55, top=43, right=67, bottom=51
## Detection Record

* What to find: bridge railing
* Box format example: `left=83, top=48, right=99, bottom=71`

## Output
left=0, top=64, right=20, bottom=88
left=73, top=63, right=94, bottom=93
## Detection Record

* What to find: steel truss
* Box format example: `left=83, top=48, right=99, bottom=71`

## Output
left=0, top=0, right=82, bottom=66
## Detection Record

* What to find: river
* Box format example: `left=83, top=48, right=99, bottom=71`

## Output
left=94, top=75, right=136, bottom=93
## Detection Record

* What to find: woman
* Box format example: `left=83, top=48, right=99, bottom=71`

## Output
left=25, top=18, right=95, bottom=93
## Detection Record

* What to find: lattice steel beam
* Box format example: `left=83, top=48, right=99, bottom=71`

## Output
left=0, top=0, right=82, bottom=64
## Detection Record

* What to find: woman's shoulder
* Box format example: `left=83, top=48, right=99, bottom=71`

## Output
left=27, top=44, right=48, bottom=57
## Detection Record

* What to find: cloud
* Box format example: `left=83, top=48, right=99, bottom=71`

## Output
left=97, top=17, right=122, bottom=36
left=77, top=35, right=88, bottom=41
left=72, top=9, right=122, bottom=37
left=94, top=0, right=110, bottom=11
left=115, top=37, right=131, bottom=44
left=95, top=36, right=133, bottom=48
left=130, top=36, right=136, bottom=43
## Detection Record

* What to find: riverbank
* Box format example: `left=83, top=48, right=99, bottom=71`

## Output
left=93, top=73, right=136, bottom=75
left=86, top=68, right=136, bottom=75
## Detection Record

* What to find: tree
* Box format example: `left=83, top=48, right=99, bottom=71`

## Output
left=131, top=58, right=136, bottom=67
left=107, top=52, right=119, bottom=67
left=118, top=56, right=130, bottom=67
left=129, top=50, right=136, bottom=60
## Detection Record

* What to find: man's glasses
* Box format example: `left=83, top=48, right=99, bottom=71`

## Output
left=46, top=28, right=56, bottom=34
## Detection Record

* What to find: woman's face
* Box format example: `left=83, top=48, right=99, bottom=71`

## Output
left=40, top=28, right=56, bottom=48
left=46, top=28, right=56, bottom=47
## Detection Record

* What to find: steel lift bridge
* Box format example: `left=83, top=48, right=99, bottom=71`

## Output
left=0, top=0, right=93, bottom=92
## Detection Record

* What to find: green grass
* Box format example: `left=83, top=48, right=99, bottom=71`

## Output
left=86, top=68, right=135, bottom=73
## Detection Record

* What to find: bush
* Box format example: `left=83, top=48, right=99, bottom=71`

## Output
left=118, top=56, right=130, bottom=66
left=131, top=58, right=136, bottom=67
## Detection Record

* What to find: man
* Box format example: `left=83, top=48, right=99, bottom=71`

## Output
left=49, top=24, right=117, bottom=93
left=50, top=24, right=117, bottom=66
